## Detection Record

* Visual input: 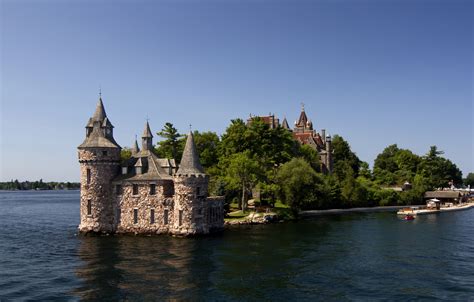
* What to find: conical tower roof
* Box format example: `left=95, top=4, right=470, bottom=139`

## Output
left=281, top=117, right=290, bottom=129
left=297, top=106, right=308, bottom=127
left=176, top=131, right=204, bottom=175
left=131, top=137, right=140, bottom=154
left=92, top=97, right=107, bottom=121
left=142, top=121, right=153, bottom=138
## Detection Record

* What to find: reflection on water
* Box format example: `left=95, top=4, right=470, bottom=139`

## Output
left=74, top=236, right=216, bottom=300
left=1, top=191, right=474, bottom=301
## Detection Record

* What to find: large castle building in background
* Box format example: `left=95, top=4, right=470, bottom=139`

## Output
left=247, top=105, right=333, bottom=173
left=78, top=97, right=224, bottom=235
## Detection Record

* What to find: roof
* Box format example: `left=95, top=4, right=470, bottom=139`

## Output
left=281, top=118, right=290, bottom=129
left=114, top=150, right=173, bottom=182
left=131, top=138, right=140, bottom=154
left=424, top=191, right=463, bottom=199
left=142, top=121, right=153, bottom=138
left=92, top=97, right=107, bottom=121
left=296, top=108, right=308, bottom=127
left=78, top=122, right=121, bottom=149
left=176, top=131, right=205, bottom=175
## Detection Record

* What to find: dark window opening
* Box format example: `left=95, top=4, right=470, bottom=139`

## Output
left=179, top=210, right=183, bottom=226
left=86, top=168, right=91, bottom=184
left=150, top=184, right=156, bottom=195
left=164, top=209, right=169, bottom=225
left=150, top=209, right=155, bottom=224
left=132, top=184, right=138, bottom=195
left=87, top=200, right=92, bottom=215
left=133, top=209, right=138, bottom=224
left=196, top=187, right=200, bottom=196
left=116, top=185, right=122, bottom=195
left=102, top=150, right=108, bottom=156
left=117, top=208, right=121, bottom=223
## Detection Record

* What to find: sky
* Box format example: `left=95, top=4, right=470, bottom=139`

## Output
left=0, top=0, right=472, bottom=182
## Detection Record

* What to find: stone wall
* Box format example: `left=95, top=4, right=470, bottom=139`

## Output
left=78, top=148, right=120, bottom=233
left=207, top=196, right=225, bottom=230
left=115, top=180, right=175, bottom=234
left=171, top=175, right=209, bottom=235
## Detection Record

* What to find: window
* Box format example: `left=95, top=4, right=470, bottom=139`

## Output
left=87, top=200, right=92, bottom=215
left=116, top=208, right=121, bottom=223
left=86, top=168, right=91, bottom=184
left=102, top=150, right=108, bottom=156
left=179, top=210, right=183, bottom=226
left=116, top=185, right=122, bottom=195
left=122, top=167, right=127, bottom=175
left=150, top=209, right=155, bottom=224
left=164, top=209, right=169, bottom=225
left=196, top=187, right=200, bottom=196
left=133, top=209, right=138, bottom=224
left=132, top=184, right=138, bottom=195
left=150, top=184, right=156, bottom=195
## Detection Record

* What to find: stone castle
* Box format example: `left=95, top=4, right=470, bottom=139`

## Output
left=248, top=105, right=333, bottom=173
left=78, top=97, right=224, bottom=236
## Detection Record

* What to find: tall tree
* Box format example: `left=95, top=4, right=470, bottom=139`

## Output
left=276, top=158, right=324, bottom=211
left=156, top=123, right=183, bottom=161
left=332, top=135, right=361, bottom=175
left=223, top=151, right=262, bottom=211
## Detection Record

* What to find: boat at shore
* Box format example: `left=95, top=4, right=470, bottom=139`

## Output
left=397, top=203, right=474, bottom=216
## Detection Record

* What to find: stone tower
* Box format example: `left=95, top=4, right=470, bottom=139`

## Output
left=172, top=131, right=209, bottom=235
left=78, top=96, right=121, bottom=233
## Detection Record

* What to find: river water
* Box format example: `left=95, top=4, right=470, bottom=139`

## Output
left=0, top=191, right=473, bottom=301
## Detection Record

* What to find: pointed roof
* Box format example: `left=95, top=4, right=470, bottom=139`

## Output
left=296, top=106, right=308, bottom=127
left=78, top=96, right=120, bottom=149
left=281, top=117, right=290, bottom=129
left=92, top=97, right=107, bottom=122
left=142, top=121, right=153, bottom=138
left=176, top=131, right=204, bottom=175
left=131, top=137, right=140, bottom=154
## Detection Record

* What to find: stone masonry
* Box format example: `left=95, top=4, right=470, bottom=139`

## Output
left=78, top=96, right=224, bottom=236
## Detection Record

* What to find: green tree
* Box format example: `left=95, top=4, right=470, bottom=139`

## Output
left=223, top=151, right=262, bottom=211
left=276, top=158, right=323, bottom=211
left=192, top=131, right=220, bottom=169
left=299, top=144, right=321, bottom=172
left=156, top=123, right=184, bottom=161
left=464, top=173, right=474, bottom=187
left=332, top=135, right=361, bottom=175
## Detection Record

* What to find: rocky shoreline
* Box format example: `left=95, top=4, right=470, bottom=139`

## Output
left=224, top=205, right=411, bottom=227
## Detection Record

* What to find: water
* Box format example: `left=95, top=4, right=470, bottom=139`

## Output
left=0, top=191, right=473, bottom=301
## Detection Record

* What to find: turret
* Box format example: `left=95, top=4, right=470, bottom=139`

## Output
left=142, top=121, right=153, bottom=151
left=78, top=95, right=121, bottom=233
left=172, top=131, right=209, bottom=235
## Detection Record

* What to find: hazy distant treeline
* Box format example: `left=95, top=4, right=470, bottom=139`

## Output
left=0, top=179, right=80, bottom=191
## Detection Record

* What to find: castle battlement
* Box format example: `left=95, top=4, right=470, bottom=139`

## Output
left=77, top=96, right=224, bottom=236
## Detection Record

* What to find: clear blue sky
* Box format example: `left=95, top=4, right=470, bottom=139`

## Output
left=1, top=0, right=472, bottom=182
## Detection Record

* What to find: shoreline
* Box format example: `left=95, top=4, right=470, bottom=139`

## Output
left=299, top=205, right=409, bottom=217
left=225, top=205, right=411, bottom=227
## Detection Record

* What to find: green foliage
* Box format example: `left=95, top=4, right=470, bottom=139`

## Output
left=0, top=179, right=80, bottom=190
left=464, top=173, right=474, bottom=187
left=276, top=158, right=324, bottom=211
left=120, top=148, right=132, bottom=163
left=192, top=131, right=220, bottom=168
left=223, top=151, right=262, bottom=211
left=373, top=144, right=461, bottom=189
left=155, top=122, right=184, bottom=161
left=332, top=135, right=361, bottom=175
left=298, top=144, right=321, bottom=172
